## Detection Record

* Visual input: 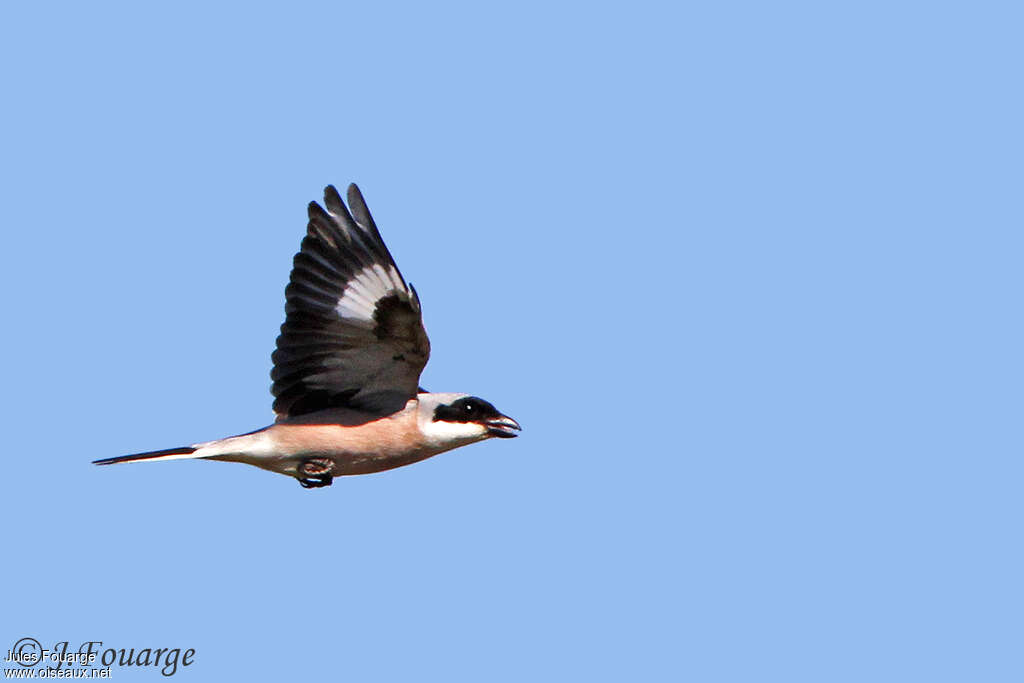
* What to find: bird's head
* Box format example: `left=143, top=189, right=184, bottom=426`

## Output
left=418, top=393, right=521, bottom=448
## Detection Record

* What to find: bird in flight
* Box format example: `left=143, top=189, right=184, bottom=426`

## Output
left=94, top=184, right=520, bottom=488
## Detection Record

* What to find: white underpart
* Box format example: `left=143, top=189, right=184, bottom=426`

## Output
left=419, top=419, right=488, bottom=449
left=335, top=264, right=405, bottom=322
left=193, top=431, right=277, bottom=460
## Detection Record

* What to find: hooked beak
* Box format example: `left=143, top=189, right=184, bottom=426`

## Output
left=485, top=414, right=522, bottom=438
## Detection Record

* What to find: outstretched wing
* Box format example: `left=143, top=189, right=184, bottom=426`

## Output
left=271, top=184, right=430, bottom=419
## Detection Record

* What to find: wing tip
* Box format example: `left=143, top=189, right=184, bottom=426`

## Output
left=307, top=200, right=326, bottom=219
left=323, top=184, right=344, bottom=212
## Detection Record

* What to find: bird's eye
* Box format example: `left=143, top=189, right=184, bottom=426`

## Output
left=464, top=403, right=475, bottom=413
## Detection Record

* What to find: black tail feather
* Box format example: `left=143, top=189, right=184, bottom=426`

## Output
left=93, top=446, right=197, bottom=466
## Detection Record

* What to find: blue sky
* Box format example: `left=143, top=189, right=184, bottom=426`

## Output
left=2, top=2, right=1021, bottom=681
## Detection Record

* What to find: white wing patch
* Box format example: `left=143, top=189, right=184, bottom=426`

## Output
left=335, top=264, right=406, bottom=322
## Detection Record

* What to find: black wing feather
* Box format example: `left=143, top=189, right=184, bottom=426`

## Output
left=271, top=184, right=430, bottom=418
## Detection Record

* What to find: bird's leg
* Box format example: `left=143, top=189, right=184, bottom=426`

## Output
left=297, top=458, right=334, bottom=489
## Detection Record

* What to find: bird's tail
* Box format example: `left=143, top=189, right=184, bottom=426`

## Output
left=93, top=446, right=202, bottom=466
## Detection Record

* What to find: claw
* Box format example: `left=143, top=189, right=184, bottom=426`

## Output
left=298, top=474, right=333, bottom=488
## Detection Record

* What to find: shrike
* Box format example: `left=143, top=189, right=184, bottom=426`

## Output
left=94, top=184, right=520, bottom=488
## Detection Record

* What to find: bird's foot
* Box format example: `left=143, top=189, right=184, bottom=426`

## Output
left=297, top=458, right=334, bottom=489
left=298, top=475, right=333, bottom=488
